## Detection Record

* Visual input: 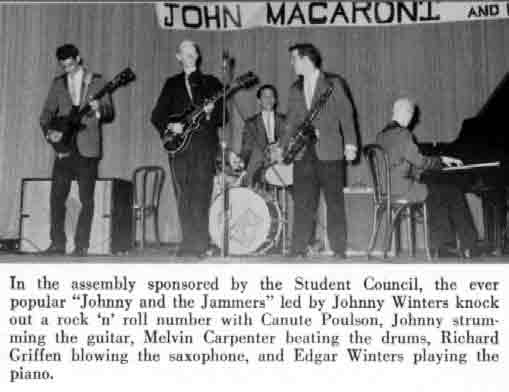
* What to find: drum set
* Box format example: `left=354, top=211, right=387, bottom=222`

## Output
left=210, top=160, right=293, bottom=256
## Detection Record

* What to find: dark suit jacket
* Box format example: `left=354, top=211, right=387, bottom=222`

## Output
left=240, top=111, right=286, bottom=186
left=376, top=121, right=442, bottom=202
left=39, top=69, right=114, bottom=158
left=280, top=71, right=356, bottom=161
left=151, top=70, right=224, bottom=152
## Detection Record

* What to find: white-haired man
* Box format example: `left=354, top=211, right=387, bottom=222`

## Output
left=151, top=40, right=225, bottom=257
left=376, top=98, right=479, bottom=258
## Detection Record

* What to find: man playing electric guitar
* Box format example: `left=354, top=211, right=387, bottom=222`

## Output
left=151, top=40, right=226, bottom=257
left=39, top=43, right=114, bottom=256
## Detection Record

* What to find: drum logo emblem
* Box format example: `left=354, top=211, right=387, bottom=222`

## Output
left=216, top=208, right=263, bottom=247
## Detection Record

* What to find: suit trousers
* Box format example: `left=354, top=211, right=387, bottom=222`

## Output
left=426, top=182, right=477, bottom=250
left=50, top=153, right=98, bottom=250
left=170, top=139, right=216, bottom=254
left=292, top=148, right=347, bottom=254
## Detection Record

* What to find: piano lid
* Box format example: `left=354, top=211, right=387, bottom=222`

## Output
left=420, top=71, right=509, bottom=164
left=457, top=71, right=509, bottom=150
left=477, top=71, right=509, bottom=120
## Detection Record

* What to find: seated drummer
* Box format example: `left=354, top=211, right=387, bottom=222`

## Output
left=229, top=84, right=286, bottom=187
left=376, top=98, right=480, bottom=258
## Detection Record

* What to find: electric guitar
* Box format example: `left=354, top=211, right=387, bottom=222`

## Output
left=47, top=67, right=136, bottom=153
left=162, top=71, right=258, bottom=154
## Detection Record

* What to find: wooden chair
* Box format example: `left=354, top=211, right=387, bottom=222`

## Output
left=363, top=144, right=432, bottom=260
left=132, top=166, right=165, bottom=249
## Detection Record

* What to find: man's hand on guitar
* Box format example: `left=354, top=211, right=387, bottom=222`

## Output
left=88, top=99, right=101, bottom=119
left=204, top=102, right=215, bottom=120
left=229, top=151, right=244, bottom=171
left=344, top=144, right=357, bottom=162
left=441, top=155, right=463, bottom=167
left=167, top=122, right=184, bottom=135
left=47, top=130, right=63, bottom=143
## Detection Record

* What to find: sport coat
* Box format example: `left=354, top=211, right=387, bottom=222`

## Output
left=376, top=121, right=442, bottom=202
left=240, top=111, right=286, bottom=186
left=150, top=70, right=224, bottom=151
left=39, top=69, right=114, bottom=158
left=280, top=71, right=357, bottom=161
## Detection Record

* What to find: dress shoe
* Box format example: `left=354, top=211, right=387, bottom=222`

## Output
left=463, top=247, right=482, bottom=259
left=204, top=245, right=221, bottom=257
left=175, top=249, right=203, bottom=258
left=332, top=251, right=346, bottom=260
left=71, top=247, right=88, bottom=257
left=432, top=247, right=462, bottom=258
left=285, top=250, right=308, bottom=259
left=40, top=244, right=65, bottom=256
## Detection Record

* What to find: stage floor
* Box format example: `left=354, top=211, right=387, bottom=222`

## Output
left=0, top=246, right=507, bottom=264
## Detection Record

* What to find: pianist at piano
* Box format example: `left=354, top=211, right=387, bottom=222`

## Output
left=376, top=98, right=479, bottom=258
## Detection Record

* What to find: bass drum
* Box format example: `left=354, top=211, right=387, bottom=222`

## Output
left=209, top=187, right=282, bottom=255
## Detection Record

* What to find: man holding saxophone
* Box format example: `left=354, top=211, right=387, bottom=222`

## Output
left=279, top=43, right=358, bottom=259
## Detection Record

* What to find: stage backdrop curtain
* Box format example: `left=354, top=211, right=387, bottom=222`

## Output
left=1, top=3, right=508, bottom=241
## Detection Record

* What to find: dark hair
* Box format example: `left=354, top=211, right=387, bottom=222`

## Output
left=256, top=84, right=278, bottom=100
left=288, top=43, right=322, bottom=69
left=56, top=44, right=80, bottom=61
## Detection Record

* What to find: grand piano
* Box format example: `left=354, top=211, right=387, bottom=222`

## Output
left=420, top=72, right=509, bottom=255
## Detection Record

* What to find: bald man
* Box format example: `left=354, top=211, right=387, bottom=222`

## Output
left=151, top=40, right=225, bottom=257
left=376, top=98, right=479, bottom=258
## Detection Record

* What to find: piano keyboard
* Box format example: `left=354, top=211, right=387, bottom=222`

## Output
left=442, top=161, right=500, bottom=171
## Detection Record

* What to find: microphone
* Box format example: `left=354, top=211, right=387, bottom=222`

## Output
left=222, top=50, right=230, bottom=69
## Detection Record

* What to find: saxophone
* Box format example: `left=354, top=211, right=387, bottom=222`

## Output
left=282, top=84, right=334, bottom=165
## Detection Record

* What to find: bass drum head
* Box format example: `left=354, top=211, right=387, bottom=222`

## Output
left=209, top=187, right=276, bottom=255
left=264, top=163, right=293, bottom=187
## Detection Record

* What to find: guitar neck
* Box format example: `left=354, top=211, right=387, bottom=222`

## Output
left=76, top=84, right=110, bottom=119
left=189, top=84, right=240, bottom=119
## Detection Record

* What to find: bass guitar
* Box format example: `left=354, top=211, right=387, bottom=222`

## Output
left=162, top=71, right=258, bottom=154
left=282, top=84, right=334, bottom=164
left=47, top=67, right=136, bottom=153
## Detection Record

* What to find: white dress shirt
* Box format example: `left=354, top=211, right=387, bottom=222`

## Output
left=68, top=67, right=84, bottom=106
left=262, top=110, right=275, bottom=143
left=303, top=69, right=320, bottom=109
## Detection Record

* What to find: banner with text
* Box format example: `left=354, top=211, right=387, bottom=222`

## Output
left=155, top=1, right=509, bottom=31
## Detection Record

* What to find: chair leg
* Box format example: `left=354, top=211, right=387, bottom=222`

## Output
left=422, top=203, right=432, bottom=261
left=132, top=209, right=138, bottom=249
left=382, top=211, right=395, bottom=259
left=384, top=206, right=406, bottom=258
left=153, top=210, right=161, bottom=246
left=367, top=205, right=383, bottom=258
left=140, top=210, right=146, bottom=250
left=406, top=206, right=415, bottom=257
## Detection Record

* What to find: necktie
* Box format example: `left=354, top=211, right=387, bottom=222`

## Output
left=185, top=75, right=193, bottom=102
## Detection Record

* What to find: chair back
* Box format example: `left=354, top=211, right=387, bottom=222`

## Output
left=363, top=144, right=391, bottom=206
left=132, top=166, right=165, bottom=210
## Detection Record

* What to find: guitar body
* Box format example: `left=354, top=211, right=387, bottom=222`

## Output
left=162, top=128, right=193, bottom=155
left=47, top=114, right=86, bottom=153
left=162, top=108, right=203, bottom=154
